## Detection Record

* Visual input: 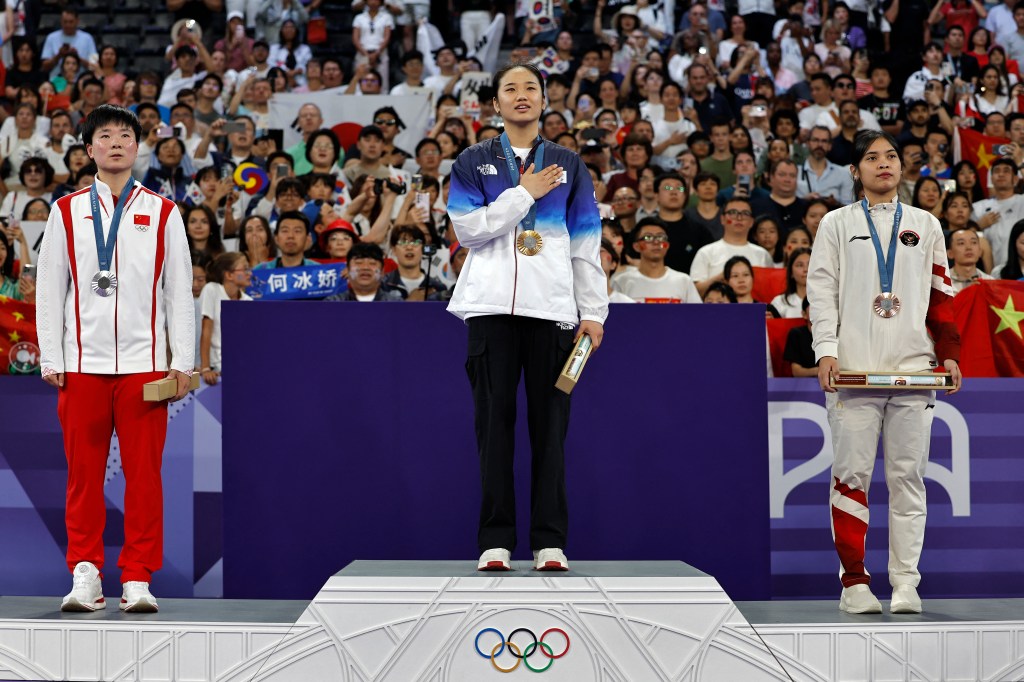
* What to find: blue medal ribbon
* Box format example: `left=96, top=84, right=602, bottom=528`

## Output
left=499, top=131, right=545, bottom=233
left=860, top=198, right=901, bottom=294
left=90, top=178, right=135, bottom=274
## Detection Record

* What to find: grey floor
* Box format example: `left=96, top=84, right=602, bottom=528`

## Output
left=0, top=595, right=307, bottom=623
left=736, top=598, right=1024, bottom=625
left=336, top=560, right=710, bottom=579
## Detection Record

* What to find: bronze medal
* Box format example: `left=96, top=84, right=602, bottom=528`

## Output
left=516, top=230, right=543, bottom=256
left=873, top=292, right=900, bottom=318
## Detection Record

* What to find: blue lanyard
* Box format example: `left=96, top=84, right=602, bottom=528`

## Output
left=499, top=132, right=544, bottom=232
left=860, top=198, right=901, bottom=294
left=90, top=179, right=134, bottom=273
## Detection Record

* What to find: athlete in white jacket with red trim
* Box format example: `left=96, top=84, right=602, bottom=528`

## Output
left=808, top=130, right=962, bottom=616
left=36, top=105, right=194, bottom=614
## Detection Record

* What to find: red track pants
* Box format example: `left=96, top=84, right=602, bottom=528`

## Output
left=57, top=372, right=168, bottom=583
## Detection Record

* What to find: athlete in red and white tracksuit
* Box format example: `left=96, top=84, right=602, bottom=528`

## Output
left=807, top=195, right=961, bottom=591
left=36, top=177, right=194, bottom=584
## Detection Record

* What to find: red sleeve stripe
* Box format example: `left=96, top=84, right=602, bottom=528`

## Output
left=932, top=262, right=952, bottom=287
left=57, top=192, right=86, bottom=372
left=150, top=196, right=174, bottom=370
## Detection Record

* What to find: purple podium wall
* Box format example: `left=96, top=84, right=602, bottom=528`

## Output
left=221, top=303, right=772, bottom=601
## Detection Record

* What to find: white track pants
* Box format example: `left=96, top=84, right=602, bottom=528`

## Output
left=826, top=389, right=935, bottom=589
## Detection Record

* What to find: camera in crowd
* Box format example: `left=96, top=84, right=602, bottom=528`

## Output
left=373, top=177, right=407, bottom=196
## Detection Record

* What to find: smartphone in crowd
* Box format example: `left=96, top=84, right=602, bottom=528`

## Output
left=21, top=264, right=36, bottom=282
left=275, top=163, right=290, bottom=178
left=223, top=120, right=248, bottom=135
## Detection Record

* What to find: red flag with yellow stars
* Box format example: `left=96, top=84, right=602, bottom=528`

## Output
left=0, top=295, right=40, bottom=374
left=953, top=127, right=1011, bottom=191
left=953, top=280, right=1024, bottom=377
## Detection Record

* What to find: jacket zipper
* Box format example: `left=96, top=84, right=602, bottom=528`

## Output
left=511, top=228, right=519, bottom=314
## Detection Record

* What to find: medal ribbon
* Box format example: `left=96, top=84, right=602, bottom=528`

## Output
left=90, top=178, right=135, bottom=274
left=499, top=131, right=544, bottom=233
left=860, top=198, right=901, bottom=295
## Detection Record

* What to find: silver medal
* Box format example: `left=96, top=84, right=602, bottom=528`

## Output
left=91, top=270, right=118, bottom=297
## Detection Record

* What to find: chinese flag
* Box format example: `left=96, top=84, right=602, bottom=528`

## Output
left=753, top=266, right=787, bottom=304
left=766, top=318, right=807, bottom=378
left=0, top=296, right=40, bottom=374
left=952, top=280, right=1024, bottom=377
left=953, top=127, right=1010, bottom=191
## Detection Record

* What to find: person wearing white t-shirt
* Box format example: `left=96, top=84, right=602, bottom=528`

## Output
left=352, top=0, right=395, bottom=91
left=690, top=196, right=773, bottom=295
left=971, top=157, right=1024, bottom=273
left=198, top=252, right=253, bottom=386
left=612, top=218, right=701, bottom=303
left=651, top=82, right=697, bottom=170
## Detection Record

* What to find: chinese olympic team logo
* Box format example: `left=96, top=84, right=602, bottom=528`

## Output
left=474, top=627, right=570, bottom=673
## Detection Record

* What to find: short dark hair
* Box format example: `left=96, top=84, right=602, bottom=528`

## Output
left=704, top=281, right=737, bottom=302
left=174, top=44, right=197, bottom=60
left=390, top=224, right=425, bottom=246
left=991, top=156, right=1018, bottom=174
left=400, top=49, right=424, bottom=66
left=347, top=242, right=385, bottom=265
left=135, top=102, right=160, bottom=119
left=810, top=72, right=834, bottom=88
left=492, top=62, right=545, bottom=96
left=724, top=196, right=753, bottom=212
left=416, top=137, right=441, bottom=156
left=275, top=210, right=310, bottom=234
left=275, top=176, right=306, bottom=199
left=81, top=104, right=142, bottom=145
left=304, top=129, right=341, bottom=164
left=620, top=133, right=653, bottom=159
left=19, top=157, right=54, bottom=186
left=634, top=216, right=668, bottom=237
left=693, top=171, right=721, bottom=189
left=654, top=171, right=686, bottom=189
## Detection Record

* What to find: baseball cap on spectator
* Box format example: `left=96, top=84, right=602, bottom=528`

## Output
left=227, top=10, right=244, bottom=21
left=320, top=219, right=359, bottom=250
left=450, top=241, right=465, bottom=260
left=359, top=125, right=384, bottom=140
left=907, top=99, right=928, bottom=111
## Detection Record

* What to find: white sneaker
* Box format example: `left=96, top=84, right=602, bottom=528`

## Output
left=839, top=584, right=882, bottom=614
left=61, top=561, right=105, bottom=612
left=120, top=581, right=159, bottom=612
left=890, top=584, right=923, bottom=614
left=477, top=548, right=512, bottom=571
left=533, top=548, right=569, bottom=571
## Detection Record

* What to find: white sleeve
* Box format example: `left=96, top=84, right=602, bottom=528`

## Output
left=690, top=246, right=712, bottom=281
left=807, top=210, right=841, bottom=361
left=447, top=153, right=534, bottom=249
left=684, top=276, right=701, bottom=303
left=164, top=205, right=196, bottom=372
left=199, top=283, right=218, bottom=320
left=35, top=202, right=70, bottom=375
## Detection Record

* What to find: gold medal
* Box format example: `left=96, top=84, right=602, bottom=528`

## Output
left=516, top=230, right=543, bottom=256
left=873, top=292, right=901, bottom=318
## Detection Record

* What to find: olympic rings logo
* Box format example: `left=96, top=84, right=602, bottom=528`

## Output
left=474, top=627, right=570, bottom=673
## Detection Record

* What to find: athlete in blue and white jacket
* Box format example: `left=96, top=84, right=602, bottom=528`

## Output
left=446, top=134, right=608, bottom=327
left=446, top=63, right=608, bottom=574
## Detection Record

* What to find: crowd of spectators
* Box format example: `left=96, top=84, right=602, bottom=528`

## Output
left=2, top=0, right=1024, bottom=379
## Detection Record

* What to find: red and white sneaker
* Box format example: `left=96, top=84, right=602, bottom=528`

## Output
left=477, top=548, right=512, bottom=571
left=61, top=562, right=105, bottom=612
left=533, top=548, right=569, bottom=571
left=120, top=581, right=159, bottom=613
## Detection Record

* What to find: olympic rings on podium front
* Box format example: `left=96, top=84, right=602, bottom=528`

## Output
left=474, top=627, right=571, bottom=672
left=491, top=641, right=522, bottom=672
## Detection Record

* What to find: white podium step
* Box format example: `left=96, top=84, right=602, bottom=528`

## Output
left=253, top=560, right=791, bottom=681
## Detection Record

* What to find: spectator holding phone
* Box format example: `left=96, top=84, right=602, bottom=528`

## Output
left=0, top=227, right=33, bottom=302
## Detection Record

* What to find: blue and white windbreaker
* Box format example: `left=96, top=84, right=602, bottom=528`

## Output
left=445, top=137, right=609, bottom=326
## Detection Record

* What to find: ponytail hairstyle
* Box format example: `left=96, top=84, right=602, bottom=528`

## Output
left=850, top=130, right=903, bottom=201
left=207, top=251, right=248, bottom=285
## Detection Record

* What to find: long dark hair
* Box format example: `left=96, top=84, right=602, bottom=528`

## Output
left=784, top=247, right=813, bottom=297
left=912, top=175, right=942, bottom=210
left=851, top=130, right=902, bottom=199
left=183, top=204, right=225, bottom=257
left=952, top=160, right=984, bottom=202
left=0, top=229, right=13, bottom=279
left=1002, top=220, right=1024, bottom=280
